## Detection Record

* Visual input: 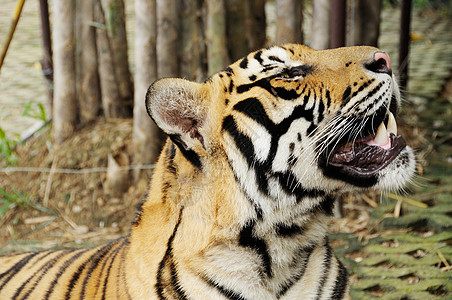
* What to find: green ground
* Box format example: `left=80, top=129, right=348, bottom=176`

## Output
left=332, top=96, right=452, bottom=299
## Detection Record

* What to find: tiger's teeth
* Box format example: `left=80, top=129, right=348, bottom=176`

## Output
left=387, top=112, right=397, bottom=136
left=374, top=122, right=390, bottom=146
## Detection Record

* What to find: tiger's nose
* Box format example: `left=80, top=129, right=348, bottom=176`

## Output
left=364, top=51, right=392, bottom=76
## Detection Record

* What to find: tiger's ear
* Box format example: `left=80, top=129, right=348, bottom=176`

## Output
left=146, top=78, right=208, bottom=149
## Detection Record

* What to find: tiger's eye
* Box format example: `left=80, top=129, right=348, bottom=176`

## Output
left=287, top=65, right=312, bottom=78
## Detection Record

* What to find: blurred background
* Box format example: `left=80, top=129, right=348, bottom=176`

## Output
left=0, top=0, right=451, bottom=298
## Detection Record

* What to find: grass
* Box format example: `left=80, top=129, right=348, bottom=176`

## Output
left=0, top=127, right=21, bottom=165
left=22, top=101, right=48, bottom=123
left=0, top=101, right=49, bottom=166
left=0, top=186, right=56, bottom=218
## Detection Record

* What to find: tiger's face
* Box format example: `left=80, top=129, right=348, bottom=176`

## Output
left=147, top=44, right=415, bottom=203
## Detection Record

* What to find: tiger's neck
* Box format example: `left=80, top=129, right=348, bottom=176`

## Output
left=127, top=141, right=341, bottom=298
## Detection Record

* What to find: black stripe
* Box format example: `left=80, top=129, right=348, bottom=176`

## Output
left=155, top=207, right=184, bottom=299
left=317, top=97, right=325, bottom=123
left=341, top=86, right=351, bottom=104
left=274, top=171, right=325, bottom=201
left=300, top=84, right=307, bottom=95
left=44, top=249, right=90, bottom=300
left=289, top=142, right=295, bottom=153
left=389, top=94, right=398, bottom=117
left=275, top=223, right=304, bottom=237
left=254, top=51, right=263, bottom=64
left=272, top=86, right=300, bottom=101
left=314, top=240, right=333, bottom=300
left=262, top=65, right=277, bottom=72
left=239, top=57, right=248, bottom=69
left=115, top=246, right=122, bottom=299
left=331, top=258, right=349, bottom=299
left=64, top=242, right=115, bottom=300
left=223, top=67, right=233, bottom=75
left=100, top=238, right=129, bottom=300
left=14, top=250, right=69, bottom=300
left=325, top=89, right=331, bottom=109
left=341, top=79, right=378, bottom=110
left=360, top=93, right=383, bottom=118
left=236, top=78, right=269, bottom=94
left=239, top=221, right=272, bottom=278
left=228, top=164, right=264, bottom=220
left=10, top=250, right=54, bottom=299
left=222, top=115, right=270, bottom=195
left=166, top=143, right=177, bottom=174
left=268, top=55, right=284, bottom=63
left=350, top=79, right=373, bottom=99
left=303, top=89, right=311, bottom=104
left=276, top=245, right=316, bottom=298
left=161, top=182, right=171, bottom=204
left=302, top=195, right=336, bottom=217
left=169, top=259, right=188, bottom=299
left=353, top=81, right=384, bottom=110
left=85, top=238, right=126, bottom=299
left=119, top=236, right=133, bottom=300
left=0, top=252, right=40, bottom=290
left=352, top=79, right=377, bottom=98
left=169, top=142, right=176, bottom=160
left=222, top=115, right=258, bottom=172
left=228, top=80, right=235, bottom=93
left=131, top=198, right=146, bottom=227
left=202, top=276, right=249, bottom=300
left=307, top=123, right=317, bottom=137
left=318, top=195, right=335, bottom=216
left=236, top=78, right=301, bottom=100
left=168, top=134, right=202, bottom=169
left=233, top=98, right=272, bottom=129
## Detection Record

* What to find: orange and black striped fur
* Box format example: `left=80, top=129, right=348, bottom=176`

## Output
left=0, top=44, right=415, bottom=299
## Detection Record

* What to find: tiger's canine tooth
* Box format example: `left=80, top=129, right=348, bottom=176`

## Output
left=374, top=122, right=389, bottom=146
left=387, top=112, right=397, bottom=135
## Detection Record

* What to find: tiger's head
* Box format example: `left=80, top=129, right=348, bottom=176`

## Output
left=146, top=44, right=415, bottom=207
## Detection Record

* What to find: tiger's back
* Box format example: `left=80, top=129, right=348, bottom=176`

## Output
left=0, top=237, right=131, bottom=299
left=0, top=44, right=415, bottom=299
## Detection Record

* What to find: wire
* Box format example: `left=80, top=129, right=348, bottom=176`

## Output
left=0, top=164, right=155, bottom=174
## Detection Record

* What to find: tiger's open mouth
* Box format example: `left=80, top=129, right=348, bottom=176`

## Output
left=328, top=113, right=406, bottom=175
left=321, top=107, right=408, bottom=186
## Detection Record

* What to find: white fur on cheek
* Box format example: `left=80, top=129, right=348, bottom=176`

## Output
left=272, top=119, right=309, bottom=173
left=235, top=114, right=272, bottom=162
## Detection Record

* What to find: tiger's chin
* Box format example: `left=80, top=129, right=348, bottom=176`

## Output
left=320, top=112, right=416, bottom=190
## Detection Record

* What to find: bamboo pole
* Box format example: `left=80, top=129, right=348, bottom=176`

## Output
left=0, top=0, right=26, bottom=73
left=52, top=0, right=77, bottom=144
left=38, top=0, right=53, bottom=113
left=331, top=0, right=346, bottom=49
left=399, top=0, right=412, bottom=97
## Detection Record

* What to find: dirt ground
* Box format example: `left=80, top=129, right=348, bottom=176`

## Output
left=0, top=106, right=429, bottom=254
left=0, top=119, right=152, bottom=252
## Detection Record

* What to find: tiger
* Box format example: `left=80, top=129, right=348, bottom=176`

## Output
left=0, top=44, right=415, bottom=299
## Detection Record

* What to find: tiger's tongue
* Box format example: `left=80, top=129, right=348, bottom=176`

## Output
left=366, top=113, right=397, bottom=150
